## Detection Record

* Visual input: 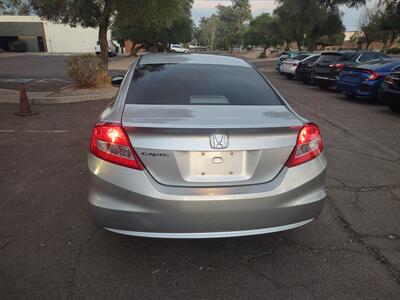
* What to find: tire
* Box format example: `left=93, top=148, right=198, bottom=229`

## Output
left=318, top=84, right=330, bottom=90
left=286, top=74, right=294, bottom=79
left=345, top=93, right=356, bottom=99
left=388, top=104, right=400, bottom=112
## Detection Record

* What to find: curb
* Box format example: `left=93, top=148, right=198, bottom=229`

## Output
left=0, top=89, right=116, bottom=105
left=248, top=58, right=277, bottom=63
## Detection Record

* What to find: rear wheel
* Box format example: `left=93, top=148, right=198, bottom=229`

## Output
left=345, top=93, right=356, bottom=99
left=318, top=84, right=330, bottom=90
left=388, top=104, right=400, bottom=112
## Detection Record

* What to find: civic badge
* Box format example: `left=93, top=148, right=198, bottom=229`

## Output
left=210, top=132, right=229, bottom=149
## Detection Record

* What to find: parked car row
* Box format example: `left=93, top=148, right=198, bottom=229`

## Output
left=276, top=51, right=400, bottom=111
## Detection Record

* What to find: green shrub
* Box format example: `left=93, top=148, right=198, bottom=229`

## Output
left=386, top=47, right=400, bottom=55
left=67, top=54, right=109, bottom=88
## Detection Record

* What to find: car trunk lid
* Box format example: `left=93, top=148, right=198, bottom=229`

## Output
left=122, top=105, right=303, bottom=187
left=340, top=68, right=368, bottom=84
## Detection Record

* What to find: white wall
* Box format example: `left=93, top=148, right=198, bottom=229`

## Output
left=43, top=21, right=100, bottom=53
left=0, top=15, right=111, bottom=53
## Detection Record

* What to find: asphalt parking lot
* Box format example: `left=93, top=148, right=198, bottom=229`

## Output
left=1, top=60, right=400, bottom=299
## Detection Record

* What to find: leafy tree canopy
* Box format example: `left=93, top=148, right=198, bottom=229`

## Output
left=274, top=0, right=345, bottom=50
left=243, top=13, right=283, bottom=49
left=0, top=0, right=31, bottom=15
left=112, top=0, right=193, bottom=53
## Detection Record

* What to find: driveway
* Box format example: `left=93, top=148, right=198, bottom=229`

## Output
left=0, top=61, right=399, bottom=299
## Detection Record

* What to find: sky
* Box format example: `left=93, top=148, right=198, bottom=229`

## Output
left=191, top=0, right=371, bottom=31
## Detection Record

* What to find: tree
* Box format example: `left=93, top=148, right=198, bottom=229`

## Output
left=318, top=0, right=366, bottom=8
left=198, top=15, right=220, bottom=50
left=0, top=0, right=31, bottom=15
left=356, top=1, right=399, bottom=50
left=244, top=13, right=283, bottom=51
left=274, top=0, right=345, bottom=51
left=216, top=5, right=239, bottom=51
left=30, top=0, right=115, bottom=69
left=215, top=0, right=251, bottom=52
left=378, top=0, right=400, bottom=48
left=30, top=0, right=193, bottom=68
left=232, top=0, right=251, bottom=49
left=112, top=0, right=193, bottom=55
left=358, top=4, right=383, bottom=49
left=191, top=25, right=202, bottom=46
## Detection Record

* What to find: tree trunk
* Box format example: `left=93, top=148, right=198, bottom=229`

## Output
left=98, top=0, right=113, bottom=71
left=382, top=37, right=388, bottom=52
left=130, top=41, right=137, bottom=57
left=296, top=40, right=302, bottom=51
left=388, top=32, right=396, bottom=48
left=309, top=39, right=317, bottom=52
left=285, top=40, right=291, bottom=51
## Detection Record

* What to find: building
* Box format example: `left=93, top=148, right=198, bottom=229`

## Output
left=0, top=15, right=111, bottom=53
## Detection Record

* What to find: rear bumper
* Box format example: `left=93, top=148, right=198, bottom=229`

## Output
left=336, top=80, right=358, bottom=95
left=379, top=87, right=400, bottom=105
left=88, top=153, right=327, bottom=238
left=280, top=67, right=296, bottom=75
left=311, top=75, right=337, bottom=86
left=295, top=71, right=310, bottom=80
left=337, top=80, right=379, bottom=98
left=105, top=219, right=315, bottom=239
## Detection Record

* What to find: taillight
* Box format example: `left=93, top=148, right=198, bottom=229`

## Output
left=286, top=123, right=324, bottom=168
left=384, top=75, right=394, bottom=84
left=329, top=63, right=344, bottom=70
left=383, top=75, right=394, bottom=84
left=363, top=70, right=379, bottom=81
left=90, top=123, right=143, bottom=170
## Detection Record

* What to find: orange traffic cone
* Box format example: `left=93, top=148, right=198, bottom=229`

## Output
left=14, top=83, right=37, bottom=117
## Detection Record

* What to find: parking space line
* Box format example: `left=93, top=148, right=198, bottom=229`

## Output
left=0, top=130, right=68, bottom=133
left=21, top=130, right=69, bottom=133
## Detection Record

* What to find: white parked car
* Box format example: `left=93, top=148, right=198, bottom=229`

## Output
left=280, top=53, right=319, bottom=79
left=95, top=40, right=118, bottom=57
left=170, top=44, right=189, bottom=53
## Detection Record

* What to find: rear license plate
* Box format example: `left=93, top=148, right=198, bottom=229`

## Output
left=315, top=66, right=330, bottom=74
left=182, top=151, right=251, bottom=182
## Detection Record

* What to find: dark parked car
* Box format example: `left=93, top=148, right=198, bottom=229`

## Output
left=336, top=58, right=400, bottom=99
left=311, top=51, right=389, bottom=89
left=379, top=72, right=400, bottom=111
left=295, top=54, right=321, bottom=83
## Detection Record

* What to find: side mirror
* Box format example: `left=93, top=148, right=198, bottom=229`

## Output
left=111, top=75, right=124, bottom=87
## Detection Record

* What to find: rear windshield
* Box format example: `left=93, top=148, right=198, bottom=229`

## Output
left=317, top=52, right=356, bottom=63
left=358, top=59, right=399, bottom=69
left=126, top=63, right=282, bottom=105
left=292, top=54, right=309, bottom=61
left=305, top=55, right=320, bottom=63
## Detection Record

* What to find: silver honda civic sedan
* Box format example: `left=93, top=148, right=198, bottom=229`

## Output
left=88, top=53, right=327, bottom=238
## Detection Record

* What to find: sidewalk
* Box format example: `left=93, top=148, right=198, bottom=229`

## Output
left=0, top=86, right=117, bottom=104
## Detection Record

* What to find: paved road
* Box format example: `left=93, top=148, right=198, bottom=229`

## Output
left=0, top=54, right=125, bottom=92
left=1, top=61, right=400, bottom=299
